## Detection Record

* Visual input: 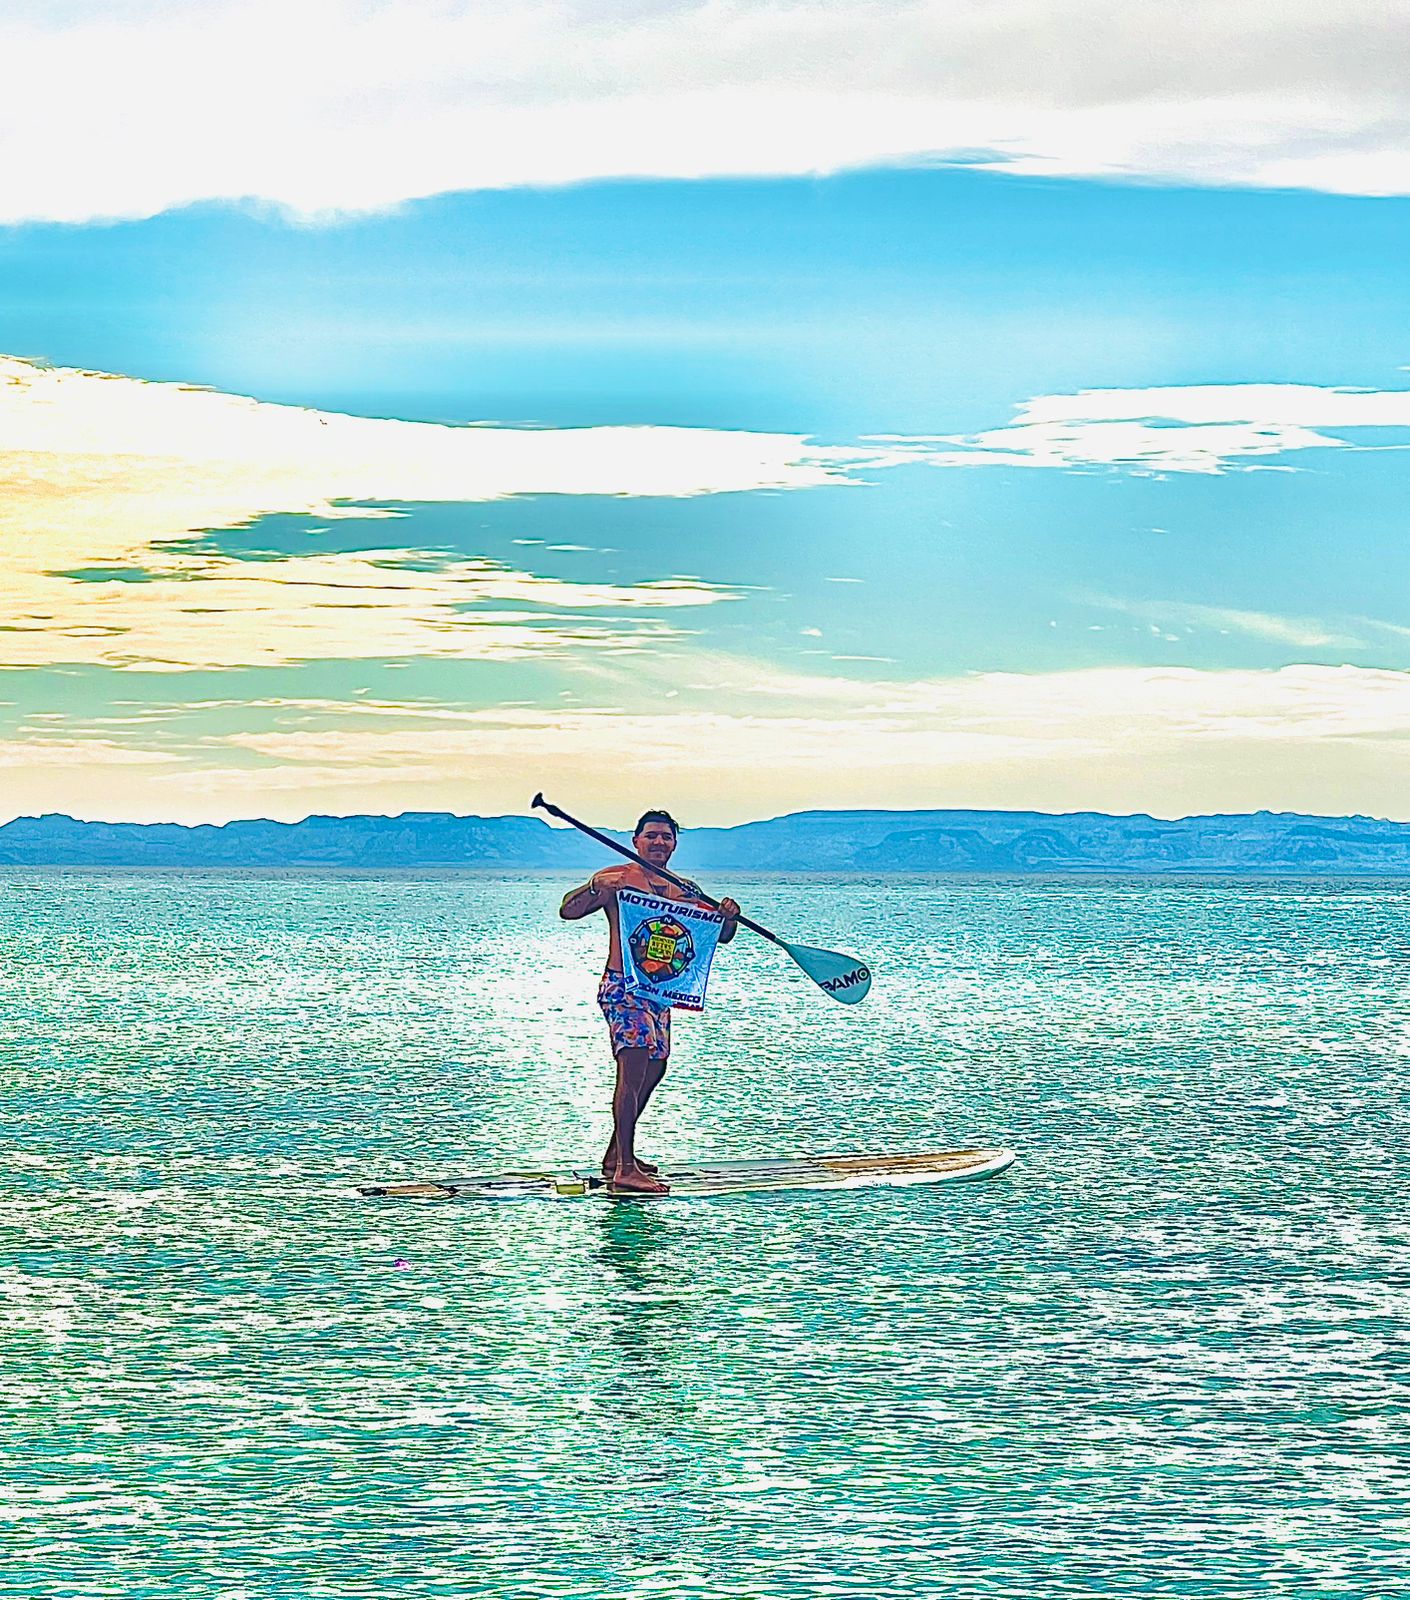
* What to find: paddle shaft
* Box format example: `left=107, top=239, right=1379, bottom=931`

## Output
left=531, top=793, right=784, bottom=947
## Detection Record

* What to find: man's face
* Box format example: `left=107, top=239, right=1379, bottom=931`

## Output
left=635, top=821, right=677, bottom=867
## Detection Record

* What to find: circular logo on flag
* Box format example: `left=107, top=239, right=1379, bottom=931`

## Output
left=629, top=915, right=695, bottom=981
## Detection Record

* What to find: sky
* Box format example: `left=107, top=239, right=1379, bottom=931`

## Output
left=3, top=0, right=1410, bottom=827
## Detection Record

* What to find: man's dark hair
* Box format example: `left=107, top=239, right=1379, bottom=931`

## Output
left=633, top=809, right=679, bottom=840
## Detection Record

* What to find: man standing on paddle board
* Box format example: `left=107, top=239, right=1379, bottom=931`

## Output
left=560, top=810, right=739, bottom=1195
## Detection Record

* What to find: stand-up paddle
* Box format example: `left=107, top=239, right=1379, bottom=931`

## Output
left=531, top=793, right=872, bottom=1004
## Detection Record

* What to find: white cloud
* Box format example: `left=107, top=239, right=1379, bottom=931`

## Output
left=0, top=739, right=178, bottom=770
left=673, top=658, right=1410, bottom=744
left=16, top=661, right=1408, bottom=824
left=7, top=355, right=1407, bottom=679
left=2, top=1, right=1409, bottom=221
left=1358, top=617, right=1410, bottom=642
left=0, top=355, right=906, bottom=670
left=1079, top=596, right=1363, bottom=648
left=922, top=382, right=1410, bottom=474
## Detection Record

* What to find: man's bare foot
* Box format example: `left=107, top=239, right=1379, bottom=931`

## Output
left=609, top=1164, right=670, bottom=1195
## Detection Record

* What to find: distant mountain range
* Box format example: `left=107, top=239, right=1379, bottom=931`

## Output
left=2, top=807, right=1410, bottom=874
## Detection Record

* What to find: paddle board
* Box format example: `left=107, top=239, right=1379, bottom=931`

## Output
left=358, top=1147, right=1016, bottom=1201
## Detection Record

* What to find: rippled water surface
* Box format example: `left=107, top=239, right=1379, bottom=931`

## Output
left=3, top=871, right=1407, bottom=1597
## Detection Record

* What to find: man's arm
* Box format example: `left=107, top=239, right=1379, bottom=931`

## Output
left=560, top=874, right=606, bottom=921
left=559, top=869, right=622, bottom=921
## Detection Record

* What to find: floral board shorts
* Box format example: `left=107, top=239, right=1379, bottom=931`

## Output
left=597, top=969, right=671, bottom=1062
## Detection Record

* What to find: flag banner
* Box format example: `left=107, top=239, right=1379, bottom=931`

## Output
left=615, top=888, right=725, bottom=1012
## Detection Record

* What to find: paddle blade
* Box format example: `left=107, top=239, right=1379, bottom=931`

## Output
left=782, top=941, right=872, bottom=1004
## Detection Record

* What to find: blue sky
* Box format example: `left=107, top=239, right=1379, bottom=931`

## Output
left=3, top=2, right=1409, bottom=825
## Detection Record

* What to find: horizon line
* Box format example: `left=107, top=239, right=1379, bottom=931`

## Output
left=1, top=803, right=1400, bottom=832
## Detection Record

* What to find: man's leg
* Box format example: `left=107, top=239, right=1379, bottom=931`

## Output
left=608, top=1047, right=669, bottom=1193
left=638, top=1057, right=668, bottom=1111
left=602, top=1056, right=668, bottom=1175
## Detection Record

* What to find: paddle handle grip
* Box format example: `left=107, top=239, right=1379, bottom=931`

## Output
left=531, top=793, right=783, bottom=946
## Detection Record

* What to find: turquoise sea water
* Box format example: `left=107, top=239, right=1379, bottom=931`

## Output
left=3, top=871, right=1406, bottom=1598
